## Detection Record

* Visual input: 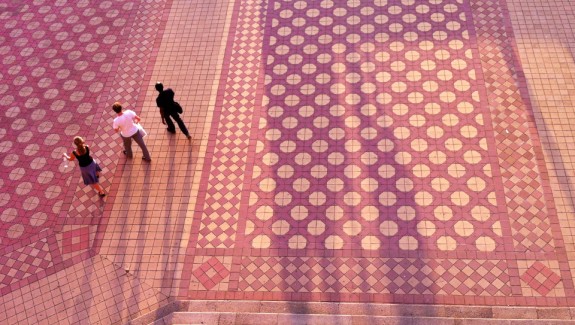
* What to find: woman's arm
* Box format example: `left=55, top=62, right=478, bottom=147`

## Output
left=63, top=152, right=76, bottom=161
left=134, top=115, right=141, bottom=124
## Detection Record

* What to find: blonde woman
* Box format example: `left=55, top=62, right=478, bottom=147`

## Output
left=63, top=136, right=106, bottom=197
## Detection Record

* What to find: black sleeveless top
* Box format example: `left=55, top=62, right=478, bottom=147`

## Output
left=72, top=146, right=94, bottom=167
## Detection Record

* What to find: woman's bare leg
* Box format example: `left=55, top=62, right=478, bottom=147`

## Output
left=91, top=183, right=105, bottom=195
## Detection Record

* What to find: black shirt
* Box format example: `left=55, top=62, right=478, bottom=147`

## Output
left=156, top=88, right=176, bottom=113
left=73, top=146, right=94, bottom=167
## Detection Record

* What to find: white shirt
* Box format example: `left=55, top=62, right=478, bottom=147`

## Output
left=113, top=110, right=139, bottom=137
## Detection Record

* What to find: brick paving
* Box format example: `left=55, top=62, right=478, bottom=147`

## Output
left=1, top=0, right=575, bottom=323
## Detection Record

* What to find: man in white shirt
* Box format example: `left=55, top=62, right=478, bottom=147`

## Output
left=112, top=102, right=151, bottom=162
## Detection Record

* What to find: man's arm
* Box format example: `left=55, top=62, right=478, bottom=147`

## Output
left=112, top=120, right=120, bottom=133
left=156, top=97, right=166, bottom=125
left=158, top=107, right=166, bottom=125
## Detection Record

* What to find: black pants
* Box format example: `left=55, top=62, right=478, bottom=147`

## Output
left=165, top=110, right=189, bottom=136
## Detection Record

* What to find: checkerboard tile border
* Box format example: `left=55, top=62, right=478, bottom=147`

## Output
left=189, top=0, right=269, bottom=249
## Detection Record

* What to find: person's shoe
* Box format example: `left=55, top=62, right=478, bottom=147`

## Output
left=186, top=135, right=192, bottom=140
left=98, top=192, right=106, bottom=198
left=142, top=157, right=152, bottom=162
left=166, top=128, right=176, bottom=134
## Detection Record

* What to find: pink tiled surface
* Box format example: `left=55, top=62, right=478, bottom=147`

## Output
left=0, top=0, right=133, bottom=249
left=1, top=0, right=575, bottom=323
left=180, top=0, right=575, bottom=306
left=0, top=0, right=144, bottom=295
left=0, top=0, right=180, bottom=322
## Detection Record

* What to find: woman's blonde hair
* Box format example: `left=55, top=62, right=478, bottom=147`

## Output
left=74, top=136, right=86, bottom=155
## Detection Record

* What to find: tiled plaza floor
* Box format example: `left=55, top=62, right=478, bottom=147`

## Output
left=1, top=0, right=575, bottom=324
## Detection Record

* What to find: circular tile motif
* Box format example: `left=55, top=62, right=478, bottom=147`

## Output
left=0, top=0, right=130, bottom=247
left=246, top=0, right=501, bottom=253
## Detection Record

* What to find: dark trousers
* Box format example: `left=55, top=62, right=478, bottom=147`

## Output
left=122, top=130, right=151, bottom=160
left=165, top=111, right=189, bottom=136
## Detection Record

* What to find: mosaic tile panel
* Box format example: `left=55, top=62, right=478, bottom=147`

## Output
left=237, top=256, right=511, bottom=297
left=243, top=0, right=507, bottom=255
left=183, top=0, right=575, bottom=306
left=0, top=238, right=52, bottom=288
left=0, top=0, right=138, bottom=248
left=519, top=261, right=563, bottom=297
left=192, top=0, right=269, bottom=249
left=470, top=0, right=557, bottom=254
left=0, top=0, right=169, bottom=295
left=2, top=0, right=575, bottom=322
left=189, top=256, right=232, bottom=291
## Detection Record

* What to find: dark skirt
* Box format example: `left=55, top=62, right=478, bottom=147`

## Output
left=79, top=161, right=102, bottom=185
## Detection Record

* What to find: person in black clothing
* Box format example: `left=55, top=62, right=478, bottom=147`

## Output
left=155, top=82, right=191, bottom=139
left=63, top=136, right=106, bottom=197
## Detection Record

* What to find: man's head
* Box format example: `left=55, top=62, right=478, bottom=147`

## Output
left=112, top=102, right=123, bottom=113
left=155, top=82, right=164, bottom=92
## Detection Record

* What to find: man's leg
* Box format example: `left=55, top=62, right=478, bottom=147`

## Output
left=165, top=114, right=176, bottom=133
left=170, top=112, right=190, bottom=137
left=132, top=130, right=151, bottom=161
left=122, top=135, right=133, bottom=158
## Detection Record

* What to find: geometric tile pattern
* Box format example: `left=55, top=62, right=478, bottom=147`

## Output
left=3, top=0, right=575, bottom=323
left=237, top=257, right=511, bottom=298
left=0, top=0, right=165, bottom=296
left=182, top=0, right=575, bottom=306
left=56, top=225, right=96, bottom=263
left=0, top=238, right=52, bottom=288
left=520, top=261, right=562, bottom=296
left=0, top=0, right=134, bottom=249
left=193, top=0, right=268, bottom=249
left=245, top=0, right=504, bottom=254
left=191, top=256, right=231, bottom=291
left=470, top=0, right=557, bottom=253
left=60, top=226, right=91, bottom=255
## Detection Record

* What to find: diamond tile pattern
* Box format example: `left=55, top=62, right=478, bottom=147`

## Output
left=194, top=0, right=268, bottom=249
left=192, top=256, right=231, bottom=290
left=0, top=0, right=135, bottom=249
left=60, top=226, right=90, bottom=255
left=243, top=0, right=505, bottom=255
left=238, top=257, right=511, bottom=297
left=182, top=0, right=575, bottom=305
left=471, top=0, right=555, bottom=253
left=0, top=239, right=52, bottom=288
left=520, top=261, right=562, bottom=296
left=2, top=0, right=575, bottom=323
left=0, top=0, right=165, bottom=295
